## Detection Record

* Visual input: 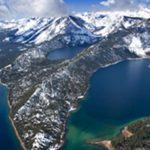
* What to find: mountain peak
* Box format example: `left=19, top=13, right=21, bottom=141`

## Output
left=0, top=11, right=149, bottom=45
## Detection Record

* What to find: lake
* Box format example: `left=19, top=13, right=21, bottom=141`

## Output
left=1, top=59, right=150, bottom=150
left=0, top=85, right=22, bottom=150
left=64, top=59, right=150, bottom=150
left=48, top=46, right=86, bottom=60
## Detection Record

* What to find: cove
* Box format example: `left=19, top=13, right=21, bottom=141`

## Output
left=64, top=59, right=150, bottom=150
left=0, top=84, right=22, bottom=150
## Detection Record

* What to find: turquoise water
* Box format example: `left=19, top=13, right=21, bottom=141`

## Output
left=64, top=59, right=150, bottom=150
left=0, top=85, right=22, bottom=150
left=1, top=59, right=150, bottom=150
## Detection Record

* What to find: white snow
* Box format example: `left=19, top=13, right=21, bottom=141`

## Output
left=32, top=132, right=51, bottom=149
left=3, top=37, right=10, bottom=42
left=144, top=48, right=150, bottom=53
left=16, top=19, right=38, bottom=35
left=32, top=132, right=61, bottom=150
left=128, top=37, right=145, bottom=56
left=69, top=106, right=76, bottom=112
left=78, top=12, right=124, bottom=37
left=78, top=95, right=84, bottom=99
left=35, top=30, right=50, bottom=44
left=0, top=10, right=149, bottom=47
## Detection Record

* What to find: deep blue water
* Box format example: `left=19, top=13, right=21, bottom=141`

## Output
left=0, top=85, right=22, bottom=150
left=1, top=59, right=150, bottom=150
left=64, top=59, right=150, bottom=150
left=48, top=46, right=86, bottom=60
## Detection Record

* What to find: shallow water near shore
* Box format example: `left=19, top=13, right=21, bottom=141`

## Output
left=64, top=59, right=150, bottom=150
left=0, top=85, right=22, bottom=150
left=1, top=59, right=150, bottom=150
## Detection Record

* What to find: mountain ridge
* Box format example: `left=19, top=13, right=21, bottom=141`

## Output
left=0, top=11, right=149, bottom=46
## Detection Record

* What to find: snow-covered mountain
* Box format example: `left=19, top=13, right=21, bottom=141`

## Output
left=0, top=10, right=150, bottom=150
left=0, top=16, right=98, bottom=45
left=0, top=11, right=149, bottom=70
left=0, top=10, right=149, bottom=47
left=0, top=11, right=150, bottom=58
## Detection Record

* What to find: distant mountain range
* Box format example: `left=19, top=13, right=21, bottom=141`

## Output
left=0, top=11, right=150, bottom=55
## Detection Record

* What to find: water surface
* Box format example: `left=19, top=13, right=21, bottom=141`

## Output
left=48, top=46, right=86, bottom=60
left=1, top=59, right=150, bottom=150
left=64, top=59, right=150, bottom=150
left=0, top=85, right=22, bottom=150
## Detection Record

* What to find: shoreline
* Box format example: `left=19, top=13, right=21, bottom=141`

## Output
left=7, top=96, right=26, bottom=150
left=1, top=57, right=150, bottom=150
left=3, top=83, right=26, bottom=150
left=88, top=140, right=115, bottom=150
left=63, top=57, right=150, bottom=150
left=9, top=116, right=26, bottom=150
left=88, top=117, right=150, bottom=150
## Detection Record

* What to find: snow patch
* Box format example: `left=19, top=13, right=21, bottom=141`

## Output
left=128, top=37, right=145, bottom=56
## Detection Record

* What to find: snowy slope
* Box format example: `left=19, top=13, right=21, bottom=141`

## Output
left=0, top=16, right=99, bottom=45
left=0, top=10, right=150, bottom=56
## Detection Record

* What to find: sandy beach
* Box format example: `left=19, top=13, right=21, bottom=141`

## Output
left=9, top=116, right=27, bottom=150
left=88, top=140, right=115, bottom=150
left=6, top=86, right=26, bottom=150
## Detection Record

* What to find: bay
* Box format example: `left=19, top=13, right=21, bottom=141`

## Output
left=64, top=59, right=150, bottom=150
